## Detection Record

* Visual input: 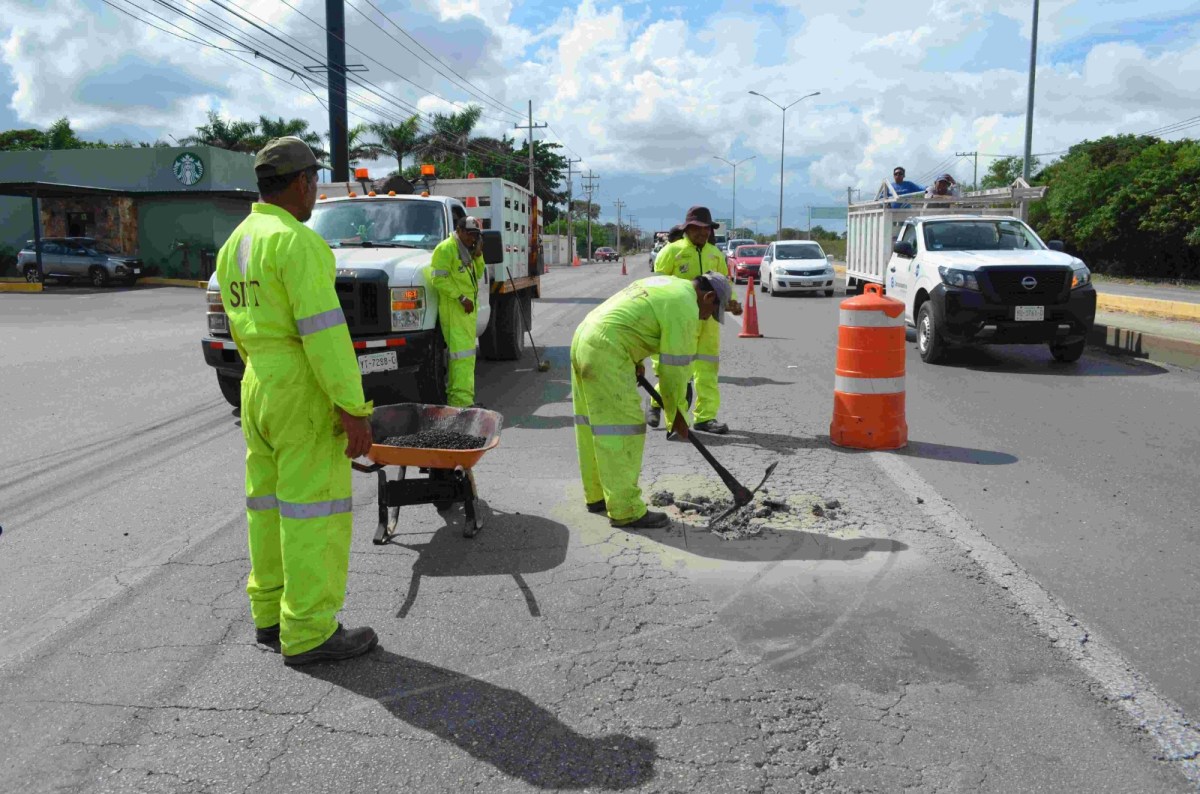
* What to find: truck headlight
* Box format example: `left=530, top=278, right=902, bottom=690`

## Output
left=1071, top=266, right=1091, bottom=289
left=938, top=266, right=979, bottom=291
left=391, top=286, right=426, bottom=331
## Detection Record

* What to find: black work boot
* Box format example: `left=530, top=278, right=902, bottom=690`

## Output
left=283, top=624, right=378, bottom=667
left=645, top=405, right=661, bottom=428
left=586, top=499, right=607, bottom=514
left=611, top=510, right=670, bottom=529
left=694, top=419, right=729, bottom=435
left=256, top=624, right=280, bottom=653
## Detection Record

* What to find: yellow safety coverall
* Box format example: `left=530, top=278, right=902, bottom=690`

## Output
left=428, top=235, right=484, bottom=407
left=217, top=203, right=373, bottom=657
left=652, top=237, right=730, bottom=424
left=572, top=276, right=699, bottom=523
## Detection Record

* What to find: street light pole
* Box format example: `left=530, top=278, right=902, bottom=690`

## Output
left=1022, top=0, right=1040, bottom=181
left=749, top=89, right=820, bottom=242
left=713, top=155, right=755, bottom=237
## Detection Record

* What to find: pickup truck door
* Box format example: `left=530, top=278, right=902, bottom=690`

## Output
left=888, top=223, right=918, bottom=319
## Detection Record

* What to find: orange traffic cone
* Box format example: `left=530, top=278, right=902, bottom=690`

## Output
left=738, top=276, right=762, bottom=338
left=621, top=257, right=627, bottom=275
left=572, top=254, right=580, bottom=267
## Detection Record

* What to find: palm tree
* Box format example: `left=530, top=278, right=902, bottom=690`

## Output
left=419, top=105, right=483, bottom=169
left=345, top=123, right=387, bottom=167
left=253, top=116, right=326, bottom=158
left=368, top=116, right=422, bottom=173
left=182, top=111, right=258, bottom=152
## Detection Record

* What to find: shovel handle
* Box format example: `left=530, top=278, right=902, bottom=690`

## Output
left=636, top=374, right=751, bottom=503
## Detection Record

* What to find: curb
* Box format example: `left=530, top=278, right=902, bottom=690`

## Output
left=0, top=281, right=42, bottom=293
left=1094, top=293, right=1200, bottom=322
left=140, top=277, right=208, bottom=289
left=1087, top=321, right=1200, bottom=370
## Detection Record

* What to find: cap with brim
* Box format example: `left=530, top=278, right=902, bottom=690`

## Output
left=702, top=271, right=732, bottom=324
left=459, top=216, right=483, bottom=232
left=254, top=136, right=319, bottom=178
left=936, top=173, right=953, bottom=182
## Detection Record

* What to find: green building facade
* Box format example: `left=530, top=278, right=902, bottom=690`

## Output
left=0, top=146, right=258, bottom=278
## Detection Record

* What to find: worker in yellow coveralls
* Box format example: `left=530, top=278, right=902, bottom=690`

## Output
left=428, top=216, right=486, bottom=407
left=217, top=137, right=378, bottom=666
left=648, top=206, right=741, bottom=434
left=572, top=272, right=733, bottom=528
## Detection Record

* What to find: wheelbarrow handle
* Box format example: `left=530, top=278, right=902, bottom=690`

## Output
left=352, top=460, right=384, bottom=474
left=636, top=374, right=752, bottom=504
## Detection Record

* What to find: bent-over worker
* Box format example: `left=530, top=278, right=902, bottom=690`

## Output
left=428, top=216, right=486, bottom=407
left=217, top=136, right=378, bottom=666
left=572, top=272, right=733, bottom=529
left=649, top=206, right=741, bottom=434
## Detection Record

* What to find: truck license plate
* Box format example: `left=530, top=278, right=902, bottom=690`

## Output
left=358, top=350, right=397, bottom=375
left=1014, top=306, right=1044, bottom=321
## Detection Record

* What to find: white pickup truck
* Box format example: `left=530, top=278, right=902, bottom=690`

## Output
left=202, top=175, right=542, bottom=406
left=845, top=180, right=1096, bottom=364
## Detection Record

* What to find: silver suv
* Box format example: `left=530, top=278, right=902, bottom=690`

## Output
left=17, top=237, right=143, bottom=287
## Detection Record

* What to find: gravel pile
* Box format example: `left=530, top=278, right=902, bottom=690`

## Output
left=379, top=430, right=486, bottom=450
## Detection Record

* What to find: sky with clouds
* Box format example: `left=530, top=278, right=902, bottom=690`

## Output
left=2, top=0, right=1199, bottom=233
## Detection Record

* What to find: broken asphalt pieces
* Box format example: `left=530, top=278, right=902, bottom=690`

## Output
left=648, top=489, right=846, bottom=540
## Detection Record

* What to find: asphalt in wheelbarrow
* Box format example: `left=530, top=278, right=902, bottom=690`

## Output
left=380, top=430, right=486, bottom=450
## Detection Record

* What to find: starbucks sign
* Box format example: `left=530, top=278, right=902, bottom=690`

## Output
left=172, top=152, right=205, bottom=186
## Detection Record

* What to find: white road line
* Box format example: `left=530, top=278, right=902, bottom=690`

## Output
left=870, top=451, right=1200, bottom=787
left=0, top=508, right=244, bottom=671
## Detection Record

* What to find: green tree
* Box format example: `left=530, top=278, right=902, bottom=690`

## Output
left=980, top=155, right=1040, bottom=189
left=419, top=105, right=483, bottom=168
left=254, top=116, right=326, bottom=158
left=0, top=129, right=48, bottom=151
left=182, top=111, right=258, bottom=152
left=369, top=116, right=422, bottom=173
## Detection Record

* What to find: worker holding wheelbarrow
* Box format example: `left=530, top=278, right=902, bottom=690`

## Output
left=571, top=272, right=732, bottom=529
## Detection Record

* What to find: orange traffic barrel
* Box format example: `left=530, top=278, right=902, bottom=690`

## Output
left=830, top=284, right=907, bottom=450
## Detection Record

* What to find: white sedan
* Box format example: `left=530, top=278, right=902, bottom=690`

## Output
left=761, top=241, right=836, bottom=296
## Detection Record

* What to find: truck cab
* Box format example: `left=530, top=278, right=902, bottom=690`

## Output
left=202, top=176, right=541, bottom=407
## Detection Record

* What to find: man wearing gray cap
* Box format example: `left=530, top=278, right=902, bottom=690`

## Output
left=216, top=136, right=379, bottom=667
left=428, top=215, right=487, bottom=407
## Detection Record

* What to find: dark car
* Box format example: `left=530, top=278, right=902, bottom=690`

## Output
left=17, top=237, right=143, bottom=286
left=593, top=246, right=618, bottom=262
left=728, top=244, right=768, bottom=284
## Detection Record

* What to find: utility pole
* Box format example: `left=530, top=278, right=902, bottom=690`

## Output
left=564, top=157, right=581, bottom=259
left=1023, top=0, right=1040, bottom=181
left=514, top=100, right=548, bottom=196
left=614, top=199, right=625, bottom=255
left=582, top=171, right=599, bottom=262
left=956, top=150, right=979, bottom=190
left=324, top=0, right=348, bottom=181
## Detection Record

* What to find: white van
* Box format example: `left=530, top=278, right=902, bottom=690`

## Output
left=759, top=240, right=837, bottom=296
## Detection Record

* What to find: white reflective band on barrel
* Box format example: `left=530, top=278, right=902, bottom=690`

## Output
left=449, top=348, right=476, bottom=360
left=431, top=269, right=450, bottom=277
left=834, top=375, right=906, bottom=394
left=574, top=415, right=590, bottom=426
left=590, top=424, right=647, bottom=436
left=695, top=354, right=720, bottom=364
left=296, top=307, right=347, bottom=336
left=278, top=497, right=353, bottom=520
left=839, top=309, right=905, bottom=328
left=659, top=353, right=694, bottom=366
left=246, top=495, right=278, bottom=511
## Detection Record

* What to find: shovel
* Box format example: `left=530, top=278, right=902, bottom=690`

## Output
left=637, top=374, right=777, bottom=525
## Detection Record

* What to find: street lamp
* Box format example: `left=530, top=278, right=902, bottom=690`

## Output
left=713, top=155, right=755, bottom=238
left=749, top=89, right=820, bottom=241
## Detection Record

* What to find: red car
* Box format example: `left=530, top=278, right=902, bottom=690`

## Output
left=728, top=244, right=768, bottom=284
left=594, top=246, right=618, bottom=262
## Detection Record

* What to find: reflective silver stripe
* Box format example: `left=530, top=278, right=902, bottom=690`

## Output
left=236, top=235, right=251, bottom=276
left=278, top=497, right=353, bottom=520
left=574, top=415, right=590, bottom=426
left=431, top=269, right=450, bottom=277
left=246, top=495, right=278, bottom=511
left=449, top=348, right=476, bottom=360
left=834, top=375, right=905, bottom=394
left=591, top=424, right=647, bottom=436
left=296, top=307, right=346, bottom=337
left=659, top=353, right=694, bottom=366
left=839, top=308, right=904, bottom=328
left=695, top=354, right=720, bottom=364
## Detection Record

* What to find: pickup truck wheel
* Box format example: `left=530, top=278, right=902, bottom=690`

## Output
left=23, top=266, right=41, bottom=283
left=479, top=291, right=524, bottom=361
left=89, top=266, right=109, bottom=288
left=217, top=374, right=242, bottom=408
left=1049, top=339, right=1085, bottom=363
left=417, top=337, right=448, bottom=403
left=917, top=302, right=946, bottom=364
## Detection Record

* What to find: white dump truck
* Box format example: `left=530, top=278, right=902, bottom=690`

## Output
left=844, top=179, right=1096, bottom=364
left=202, top=174, right=542, bottom=406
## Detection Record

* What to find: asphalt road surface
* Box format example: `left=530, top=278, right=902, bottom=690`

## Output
left=0, top=272, right=1195, bottom=792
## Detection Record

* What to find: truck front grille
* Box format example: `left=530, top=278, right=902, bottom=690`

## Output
left=983, top=268, right=1070, bottom=305
left=335, top=270, right=390, bottom=335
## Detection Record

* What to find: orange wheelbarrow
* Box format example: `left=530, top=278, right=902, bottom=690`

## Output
left=351, top=404, right=504, bottom=541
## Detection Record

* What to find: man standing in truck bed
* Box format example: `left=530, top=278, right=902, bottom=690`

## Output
left=217, top=136, right=378, bottom=667
left=428, top=216, right=487, bottom=407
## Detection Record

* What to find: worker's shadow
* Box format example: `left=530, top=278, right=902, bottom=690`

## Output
left=640, top=523, right=906, bottom=564
left=300, top=650, right=657, bottom=790
left=385, top=503, right=569, bottom=618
